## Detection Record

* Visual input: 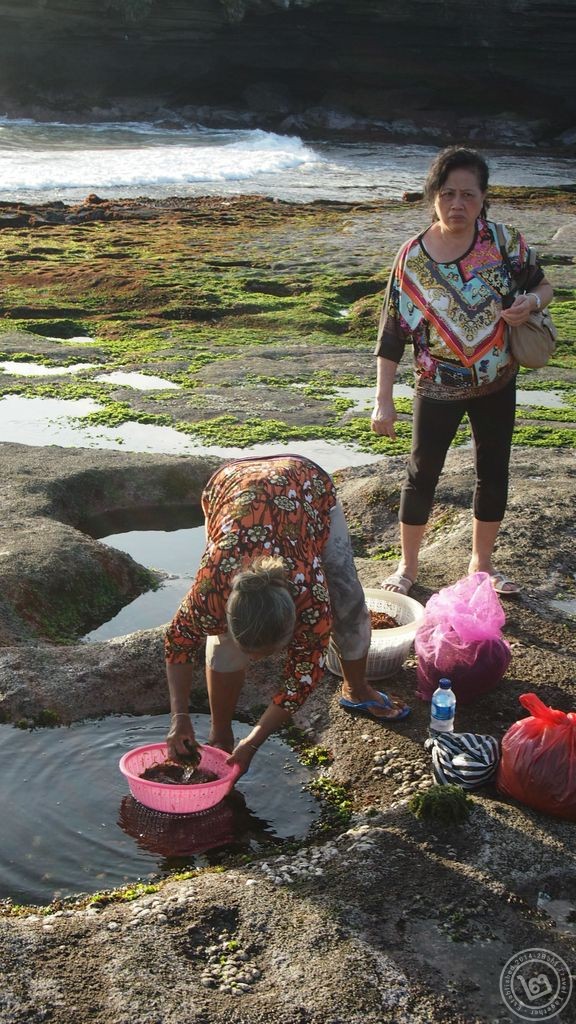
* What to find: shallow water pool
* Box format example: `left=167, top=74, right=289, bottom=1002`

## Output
left=0, top=394, right=382, bottom=470
left=82, top=510, right=206, bottom=642
left=0, top=714, right=319, bottom=906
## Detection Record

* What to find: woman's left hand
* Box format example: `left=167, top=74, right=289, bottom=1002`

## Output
left=500, top=293, right=537, bottom=326
left=226, top=737, right=259, bottom=776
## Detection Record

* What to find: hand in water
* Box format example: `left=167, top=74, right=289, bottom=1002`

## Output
left=177, top=738, right=201, bottom=767
left=226, top=737, right=259, bottom=776
left=166, top=714, right=200, bottom=765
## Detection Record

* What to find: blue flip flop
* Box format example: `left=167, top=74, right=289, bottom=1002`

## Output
left=339, top=690, right=411, bottom=722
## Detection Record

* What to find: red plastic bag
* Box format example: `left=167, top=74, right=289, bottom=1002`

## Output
left=497, top=694, right=576, bottom=821
left=415, top=572, right=511, bottom=704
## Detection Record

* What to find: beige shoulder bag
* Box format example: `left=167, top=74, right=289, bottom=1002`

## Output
left=495, top=223, right=557, bottom=370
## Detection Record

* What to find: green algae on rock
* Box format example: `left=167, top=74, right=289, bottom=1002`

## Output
left=0, top=192, right=574, bottom=453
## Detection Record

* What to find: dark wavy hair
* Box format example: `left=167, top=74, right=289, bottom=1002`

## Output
left=424, top=147, right=490, bottom=219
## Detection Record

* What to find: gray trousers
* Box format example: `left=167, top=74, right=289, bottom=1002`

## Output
left=206, top=500, right=370, bottom=671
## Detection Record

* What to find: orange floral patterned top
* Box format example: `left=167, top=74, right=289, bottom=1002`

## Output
left=164, top=455, right=337, bottom=712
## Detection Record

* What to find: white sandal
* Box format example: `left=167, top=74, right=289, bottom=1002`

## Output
left=380, top=572, right=414, bottom=596
left=491, top=571, right=521, bottom=597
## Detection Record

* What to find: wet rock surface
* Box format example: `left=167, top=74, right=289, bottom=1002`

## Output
left=0, top=191, right=574, bottom=455
left=0, top=191, right=574, bottom=1022
left=0, top=441, right=574, bottom=1024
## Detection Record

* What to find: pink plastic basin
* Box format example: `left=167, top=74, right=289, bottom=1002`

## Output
left=119, top=743, right=241, bottom=815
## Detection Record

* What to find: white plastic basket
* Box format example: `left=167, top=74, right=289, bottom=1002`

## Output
left=326, top=587, right=425, bottom=680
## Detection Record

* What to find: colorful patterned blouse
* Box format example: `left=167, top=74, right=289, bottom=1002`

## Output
left=164, top=455, right=337, bottom=713
left=375, top=218, right=544, bottom=400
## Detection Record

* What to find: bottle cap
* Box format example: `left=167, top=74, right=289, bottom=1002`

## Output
left=439, top=678, right=452, bottom=688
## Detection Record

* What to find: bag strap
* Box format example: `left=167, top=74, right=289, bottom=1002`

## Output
left=494, top=222, right=535, bottom=294
left=494, top=223, right=511, bottom=269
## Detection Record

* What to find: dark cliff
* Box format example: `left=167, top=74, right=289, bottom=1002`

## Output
left=0, top=0, right=575, bottom=142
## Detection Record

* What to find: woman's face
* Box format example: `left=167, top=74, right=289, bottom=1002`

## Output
left=433, top=168, right=486, bottom=233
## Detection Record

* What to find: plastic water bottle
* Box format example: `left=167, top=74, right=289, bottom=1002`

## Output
left=430, top=678, right=456, bottom=735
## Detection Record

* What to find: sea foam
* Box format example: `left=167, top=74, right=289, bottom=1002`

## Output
left=0, top=115, right=573, bottom=204
left=0, top=121, right=321, bottom=192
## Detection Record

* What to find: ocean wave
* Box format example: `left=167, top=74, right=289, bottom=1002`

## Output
left=0, top=115, right=170, bottom=130
left=0, top=117, right=573, bottom=203
left=0, top=115, right=218, bottom=136
left=0, top=125, right=321, bottom=191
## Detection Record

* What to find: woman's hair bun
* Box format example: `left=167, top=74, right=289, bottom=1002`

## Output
left=226, top=555, right=295, bottom=651
left=233, top=556, right=289, bottom=592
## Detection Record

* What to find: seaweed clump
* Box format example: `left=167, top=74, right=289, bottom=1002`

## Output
left=408, top=784, right=471, bottom=826
left=140, top=763, right=217, bottom=786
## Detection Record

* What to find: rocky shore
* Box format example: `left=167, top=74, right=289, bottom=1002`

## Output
left=0, top=191, right=574, bottom=1023
left=0, top=442, right=575, bottom=1024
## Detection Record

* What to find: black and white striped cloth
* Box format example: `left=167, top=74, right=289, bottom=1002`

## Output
left=425, top=732, right=500, bottom=789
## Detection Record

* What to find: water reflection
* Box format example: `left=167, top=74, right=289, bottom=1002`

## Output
left=537, top=892, right=576, bottom=936
left=118, top=789, right=279, bottom=864
left=0, top=361, right=182, bottom=391
left=0, top=395, right=381, bottom=470
left=93, top=371, right=181, bottom=390
left=0, top=713, right=319, bottom=905
left=549, top=597, right=576, bottom=618
left=83, top=574, right=200, bottom=641
left=82, top=508, right=206, bottom=641
left=0, top=360, right=96, bottom=376
left=80, top=504, right=205, bottom=544
left=331, top=383, right=570, bottom=412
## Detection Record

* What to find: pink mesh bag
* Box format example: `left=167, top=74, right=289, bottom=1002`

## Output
left=415, top=572, right=511, bottom=705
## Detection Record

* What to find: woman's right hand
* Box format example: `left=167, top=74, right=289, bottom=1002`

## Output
left=166, top=713, right=199, bottom=763
left=370, top=398, right=397, bottom=439
left=226, top=737, right=259, bottom=777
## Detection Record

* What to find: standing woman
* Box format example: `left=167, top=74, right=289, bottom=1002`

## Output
left=164, top=454, right=410, bottom=775
left=371, top=147, right=553, bottom=596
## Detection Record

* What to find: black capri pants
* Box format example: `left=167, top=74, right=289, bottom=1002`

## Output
left=399, top=376, right=517, bottom=526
